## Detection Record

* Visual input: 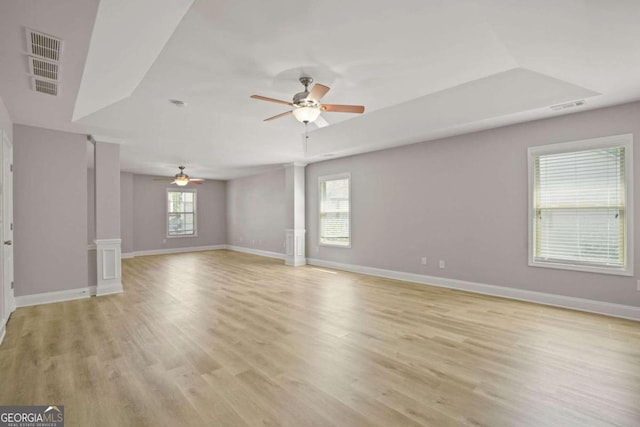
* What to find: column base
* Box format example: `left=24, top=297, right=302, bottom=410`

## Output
left=95, top=238, right=123, bottom=296
left=285, top=229, right=306, bottom=266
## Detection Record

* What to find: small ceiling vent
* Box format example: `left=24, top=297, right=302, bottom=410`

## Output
left=28, top=56, right=59, bottom=81
left=32, top=78, right=59, bottom=96
left=550, top=100, right=585, bottom=111
left=25, top=28, right=63, bottom=62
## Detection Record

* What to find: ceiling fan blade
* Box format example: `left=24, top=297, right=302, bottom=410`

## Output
left=314, top=115, right=329, bottom=128
left=308, top=84, right=330, bottom=101
left=250, top=95, right=292, bottom=106
left=153, top=177, right=174, bottom=182
left=321, top=104, right=365, bottom=114
left=190, top=180, right=204, bottom=185
left=264, top=110, right=293, bottom=121
left=189, top=178, right=205, bottom=182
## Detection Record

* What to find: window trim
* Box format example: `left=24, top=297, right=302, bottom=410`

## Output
left=166, top=188, right=198, bottom=238
left=527, top=134, right=634, bottom=276
left=318, top=172, right=351, bottom=248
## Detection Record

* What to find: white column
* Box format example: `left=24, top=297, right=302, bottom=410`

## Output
left=284, top=162, right=306, bottom=266
left=92, top=136, right=123, bottom=295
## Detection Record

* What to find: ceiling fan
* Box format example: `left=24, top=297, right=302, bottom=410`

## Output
left=153, top=166, right=205, bottom=186
left=251, top=77, right=365, bottom=127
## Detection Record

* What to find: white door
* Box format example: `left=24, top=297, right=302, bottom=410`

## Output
left=1, top=132, right=14, bottom=316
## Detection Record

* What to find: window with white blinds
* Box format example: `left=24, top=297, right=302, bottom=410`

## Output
left=167, top=189, right=197, bottom=237
left=319, top=174, right=350, bottom=247
left=528, top=135, right=633, bottom=276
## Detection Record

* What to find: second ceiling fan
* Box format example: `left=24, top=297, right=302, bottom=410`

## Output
left=251, top=77, right=365, bottom=127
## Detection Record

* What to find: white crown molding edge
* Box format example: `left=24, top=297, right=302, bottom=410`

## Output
left=226, top=245, right=285, bottom=260
left=306, top=258, right=640, bottom=321
left=15, top=287, right=93, bottom=308
left=89, top=134, right=125, bottom=145
left=284, top=162, right=308, bottom=168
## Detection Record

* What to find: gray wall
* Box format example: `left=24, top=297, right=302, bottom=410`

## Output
left=226, top=168, right=286, bottom=254
left=306, top=101, right=640, bottom=307
left=128, top=174, right=226, bottom=252
left=13, top=125, right=88, bottom=296
left=120, top=172, right=134, bottom=254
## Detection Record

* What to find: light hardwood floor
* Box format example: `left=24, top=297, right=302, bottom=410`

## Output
left=1, top=250, right=639, bottom=426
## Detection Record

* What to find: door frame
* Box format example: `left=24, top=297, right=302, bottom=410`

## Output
left=1, top=129, right=14, bottom=320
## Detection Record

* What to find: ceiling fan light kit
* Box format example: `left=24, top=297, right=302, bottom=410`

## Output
left=174, top=176, right=190, bottom=186
left=292, top=106, right=321, bottom=123
left=153, top=166, right=205, bottom=186
left=251, top=76, right=365, bottom=126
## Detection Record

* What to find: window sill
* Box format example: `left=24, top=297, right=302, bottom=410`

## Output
left=529, top=259, right=633, bottom=277
left=319, top=242, right=351, bottom=249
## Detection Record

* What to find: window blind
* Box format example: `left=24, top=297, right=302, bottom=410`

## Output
left=533, top=146, right=625, bottom=268
left=320, top=177, right=350, bottom=246
left=167, top=190, right=196, bottom=237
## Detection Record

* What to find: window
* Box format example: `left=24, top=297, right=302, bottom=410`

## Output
left=319, top=173, right=350, bottom=247
left=167, top=189, right=197, bottom=237
left=528, top=134, right=633, bottom=276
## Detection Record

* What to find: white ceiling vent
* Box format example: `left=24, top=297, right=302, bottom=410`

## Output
left=25, top=28, right=63, bottom=62
left=28, top=56, right=59, bottom=81
left=550, top=100, right=585, bottom=111
left=32, top=78, right=59, bottom=96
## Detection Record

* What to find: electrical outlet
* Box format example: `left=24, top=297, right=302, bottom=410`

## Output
left=421, top=257, right=427, bottom=265
left=439, top=260, right=445, bottom=269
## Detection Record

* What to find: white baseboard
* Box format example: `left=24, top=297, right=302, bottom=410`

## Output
left=15, top=287, right=92, bottom=308
left=306, top=258, right=640, bottom=321
left=9, top=293, right=15, bottom=314
left=285, top=258, right=307, bottom=266
left=226, top=245, right=285, bottom=260
left=125, top=245, right=282, bottom=260
left=96, top=282, right=123, bottom=296
left=0, top=317, right=6, bottom=347
left=128, top=245, right=226, bottom=258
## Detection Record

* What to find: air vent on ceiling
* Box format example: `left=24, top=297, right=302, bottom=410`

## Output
left=25, top=28, right=63, bottom=62
left=32, top=78, right=59, bottom=96
left=28, top=56, right=59, bottom=81
left=550, top=100, right=585, bottom=111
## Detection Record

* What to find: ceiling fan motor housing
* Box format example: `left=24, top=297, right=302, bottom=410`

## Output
left=293, top=91, right=318, bottom=107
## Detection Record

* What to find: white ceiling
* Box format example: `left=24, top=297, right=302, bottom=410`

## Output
left=2, top=0, right=640, bottom=179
